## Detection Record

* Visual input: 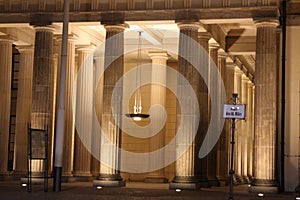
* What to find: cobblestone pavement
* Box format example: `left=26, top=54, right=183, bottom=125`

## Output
left=0, top=181, right=298, bottom=200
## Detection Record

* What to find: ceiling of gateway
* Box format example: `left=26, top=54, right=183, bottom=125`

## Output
left=1, top=0, right=299, bottom=79
left=0, top=19, right=257, bottom=78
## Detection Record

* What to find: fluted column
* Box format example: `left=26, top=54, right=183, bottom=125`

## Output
left=145, top=51, right=168, bottom=183
left=94, top=23, right=126, bottom=187
left=73, top=46, right=94, bottom=180
left=241, top=74, right=249, bottom=183
left=30, top=25, right=55, bottom=176
left=197, top=33, right=211, bottom=186
left=250, top=20, right=279, bottom=193
left=61, top=38, right=76, bottom=180
left=234, top=67, right=243, bottom=184
left=31, top=26, right=54, bottom=129
left=0, top=39, right=13, bottom=175
left=91, top=51, right=105, bottom=178
left=216, top=52, right=229, bottom=185
left=247, top=81, right=254, bottom=180
left=207, top=44, right=219, bottom=186
left=170, top=22, right=203, bottom=190
left=14, top=46, right=34, bottom=175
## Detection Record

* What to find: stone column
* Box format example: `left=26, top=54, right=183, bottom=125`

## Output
left=94, top=23, right=126, bottom=187
left=207, top=44, right=219, bottom=186
left=197, top=33, right=211, bottom=186
left=145, top=51, right=168, bottom=183
left=14, top=46, right=34, bottom=176
left=73, top=46, right=94, bottom=181
left=0, top=39, right=13, bottom=175
left=91, top=51, right=105, bottom=178
left=250, top=20, right=279, bottom=193
left=31, top=26, right=54, bottom=129
left=216, top=52, right=229, bottom=185
left=170, top=22, right=203, bottom=190
left=30, top=25, right=55, bottom=177
left=241, top=74, right=249, bottom=183
left=234, top=67, right=243, bottom=183
left=247, top=80, right=254, bottom=180
left=61, top=38, right=76, bottom=181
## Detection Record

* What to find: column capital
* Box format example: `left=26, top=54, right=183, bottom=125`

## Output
left=226, top=62, right=236, bottom=70
left=248, top=80, right=254, bottom=87
left=242, top=73, right=249, bottom=82
left=209, top=43, right=220, bottom=50
left=177, top=21, right=201, bottom=30
left=33, top=25, right=55, bottom=33
left=254, top=20, right=279, bottom=28
left=248, top=73, right=254, bottom=83
left=241, top=65, right=248, bottom=76
left=218, top=51, right=227, bottom=59
left=103, top=23, right=128, bottom=32
left=148, top=51, right=169, bottom=60
left=76, top=45, right=96, bottom=52
left=54, top=34, right=77, bottom=43
left=16, top=45, right=34, bottom=52
left=198, top=32, right=211, bottom=40
left=234, top=66, right=243, bottom=75
left=0, top=35, right=17, bottom=43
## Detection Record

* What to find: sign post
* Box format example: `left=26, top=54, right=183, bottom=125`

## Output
left=223, top=93, right=246, bottom=200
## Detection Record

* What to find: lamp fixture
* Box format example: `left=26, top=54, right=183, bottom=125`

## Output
left=126, top=31, right=150, bottom=121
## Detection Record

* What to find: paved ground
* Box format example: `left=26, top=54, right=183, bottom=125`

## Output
left=0, top=180, right=298, bottom=200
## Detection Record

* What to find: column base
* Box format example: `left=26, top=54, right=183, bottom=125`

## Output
left=242, top=175, right=250, bottom=184
left=247, top=175, right=254, bottom=182
left=93, top=179, right=126, bottom=187
left=145, top=177, right=168, bottom=183
left=62, top=172, right=76, bottom=182
left=94, top=173, right=125, bottom=187
left=169, top=182, right=202, bottom=190
left=234, top=174, right=244, bottom=184
left=249, top=179, right=279, bottom=193
left=169, top=176, right=209, bottom=190
left=216, top=176, right=229, bottom=186
left=21, top=177, right=52, bottom=185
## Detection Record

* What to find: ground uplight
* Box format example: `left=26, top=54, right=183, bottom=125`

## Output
left=96, top=186, right=103, bottom=190
left=258, top=193, right=264, bottom=197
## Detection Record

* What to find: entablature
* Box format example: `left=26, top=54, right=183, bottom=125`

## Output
left=0, top=0, right=279, bottom=24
